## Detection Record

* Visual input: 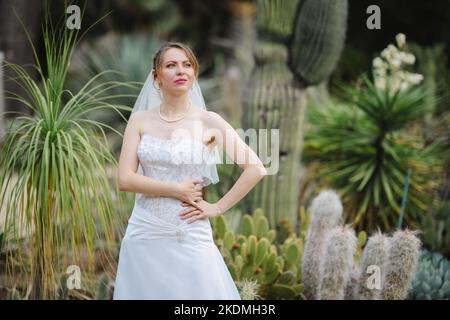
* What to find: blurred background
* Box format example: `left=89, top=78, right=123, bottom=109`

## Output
left=0, top=0, right=449, bottom=300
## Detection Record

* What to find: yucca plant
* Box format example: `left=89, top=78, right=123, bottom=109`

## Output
left=304, top=73, right=445, bottom=232
left=0, top=7, right=136, bottom=299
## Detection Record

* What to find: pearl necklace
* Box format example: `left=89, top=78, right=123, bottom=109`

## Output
left=158, top=100, right=192, bottom=123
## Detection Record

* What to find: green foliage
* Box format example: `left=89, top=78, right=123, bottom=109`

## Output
left=304, top=75, right=446, bottom=231
left=212, top=208, right=305, bottom=299
left=0, top=8, right=132, bottom=299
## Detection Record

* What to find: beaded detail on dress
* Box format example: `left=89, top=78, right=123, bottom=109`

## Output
left=135, top=133, right=214, bottom=226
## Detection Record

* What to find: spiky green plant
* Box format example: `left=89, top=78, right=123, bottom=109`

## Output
left=0, top=9, right=135, bottom=299
left=304, top=74, right=445, bottom=232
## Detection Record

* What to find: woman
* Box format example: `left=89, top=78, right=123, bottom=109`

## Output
left=113, top=42, right=267, bottom=299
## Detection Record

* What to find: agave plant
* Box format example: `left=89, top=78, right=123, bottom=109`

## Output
left=0, top=10, right=136, bottom=299
left=304, top=72, right=445, bottom=232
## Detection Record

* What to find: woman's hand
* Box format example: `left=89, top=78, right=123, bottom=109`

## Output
left=174, top=178, right=204, bottom=212
left=179, top=200, right=222, bottom=224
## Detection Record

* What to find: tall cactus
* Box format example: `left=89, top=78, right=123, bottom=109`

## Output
left=356, top=232, right=390, bottom=300
left=381, top=230, right=422, bottom=300
left=301, top=190, right=342, bottom=299
left=242, top=0, right=348, bottom=228
left=317, top=225, right=357, bottom=300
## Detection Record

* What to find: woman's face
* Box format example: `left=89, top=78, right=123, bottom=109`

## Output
left=154, top=48, right=196, bottom=95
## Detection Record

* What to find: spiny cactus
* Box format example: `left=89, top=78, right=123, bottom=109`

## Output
left=356, top=231, right=390, bottom=300
left=212, top=208, right=304, bottom=299
left=290, top=0, right=348, bottom=86
left=236, top=278, right=261, bottom=300
left=301, top=189, right=343, bottom=299
left=243, top=0, right=348, bottom=228
left=381, top=230, right=422, bottom=300
left=317, top=225, right=357, bottom=300
left=302, top=190, right=422, bottom=300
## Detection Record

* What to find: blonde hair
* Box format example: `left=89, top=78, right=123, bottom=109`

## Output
left=152, top=42, right=199, bottom=80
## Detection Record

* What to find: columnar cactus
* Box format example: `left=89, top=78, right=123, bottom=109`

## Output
left=301, top=189, right=343, bottom=299
left=317, top=225, right=357, bottom=300
left=301, top=190, right=422, bottom=300
left=381, top=230, right=422, bottom=300
left=242, top=0, right=349, bottom=228
left=356, top=232, right=390, bottom=300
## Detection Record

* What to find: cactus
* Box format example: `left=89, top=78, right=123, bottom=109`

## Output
left=236, top=278, right=261, bottom=300
left=317, top=226, right=357, bottom=300
left=301, top=190, right=422, bottom=300
left=381, top=230, right=422, bottom=300
left=409, top=249, right=450, bottom=300
left=301, top=189, right=343, bottom=299
left=213, top=208, right=305, bottom=299
left=242, top=0, right=349, bottom=228
left=290, top=0, right=348, bottom=86
left=356, top=231, right=389, bottom=300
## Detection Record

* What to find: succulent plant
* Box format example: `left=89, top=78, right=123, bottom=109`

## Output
left=409, top=249, right=450, bottom=300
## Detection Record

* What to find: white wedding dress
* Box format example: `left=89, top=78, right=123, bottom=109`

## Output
left=113, top=133, right=241, bottom=300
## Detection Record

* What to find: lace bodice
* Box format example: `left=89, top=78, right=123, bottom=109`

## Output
left=135, top=133, right=216, bottom=225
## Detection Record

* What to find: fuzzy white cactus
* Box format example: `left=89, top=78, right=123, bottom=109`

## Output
left=317, top=225, right=357, bottom=300
left=344, top=263, right=361, bottom=300
left=356, top=231, right=390, bottom=299
left=381, top=229, right=421, bottom=300
left=302, top=190, right=343, bottom=299
left=235, top=278, right=261, bottom=300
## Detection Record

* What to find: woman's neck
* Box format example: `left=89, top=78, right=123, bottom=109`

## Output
left=160, top=95, right=190, bottom=117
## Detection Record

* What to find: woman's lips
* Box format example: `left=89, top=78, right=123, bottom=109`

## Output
left=174, top=79, right=187, bottom=84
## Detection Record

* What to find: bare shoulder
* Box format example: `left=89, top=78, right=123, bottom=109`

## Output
left=201, top=110, right=232, bottom=130
left=127, top=110, right=157, bottom=134
left=200, top=109, right=221, bottom=123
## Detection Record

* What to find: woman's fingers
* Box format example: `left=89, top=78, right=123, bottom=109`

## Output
left=181, top=210, right=202, bottom=220
left=187, top=200, right=203, bottom=212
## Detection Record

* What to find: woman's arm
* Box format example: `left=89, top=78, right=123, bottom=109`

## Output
left=117, top=112, right=178, bottom=197
left=208, top=111, right=268, bottom=214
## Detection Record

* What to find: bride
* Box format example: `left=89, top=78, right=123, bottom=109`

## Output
left=113, top=42, right=267, bottom=300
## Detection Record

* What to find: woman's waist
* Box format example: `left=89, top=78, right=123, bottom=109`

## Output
left=126, top=202, right=213, bottom=244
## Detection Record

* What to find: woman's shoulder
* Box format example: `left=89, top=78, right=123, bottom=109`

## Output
left=129, top=109, right=158, bottom=123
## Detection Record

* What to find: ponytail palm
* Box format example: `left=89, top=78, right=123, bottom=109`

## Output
left=0, top=13, right=136, bottom=299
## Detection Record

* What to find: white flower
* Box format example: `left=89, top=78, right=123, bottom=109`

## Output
left=372, top=57, right=384, bottom=68
left=390, top=58, right=402, bottom=69
left=381, top=48, right=391, bottom=59
left=402, top=53, right=416, bottom=65
left=408, top=73, right=424, bottom=84
left=396, top=33, right=406, bottom=48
